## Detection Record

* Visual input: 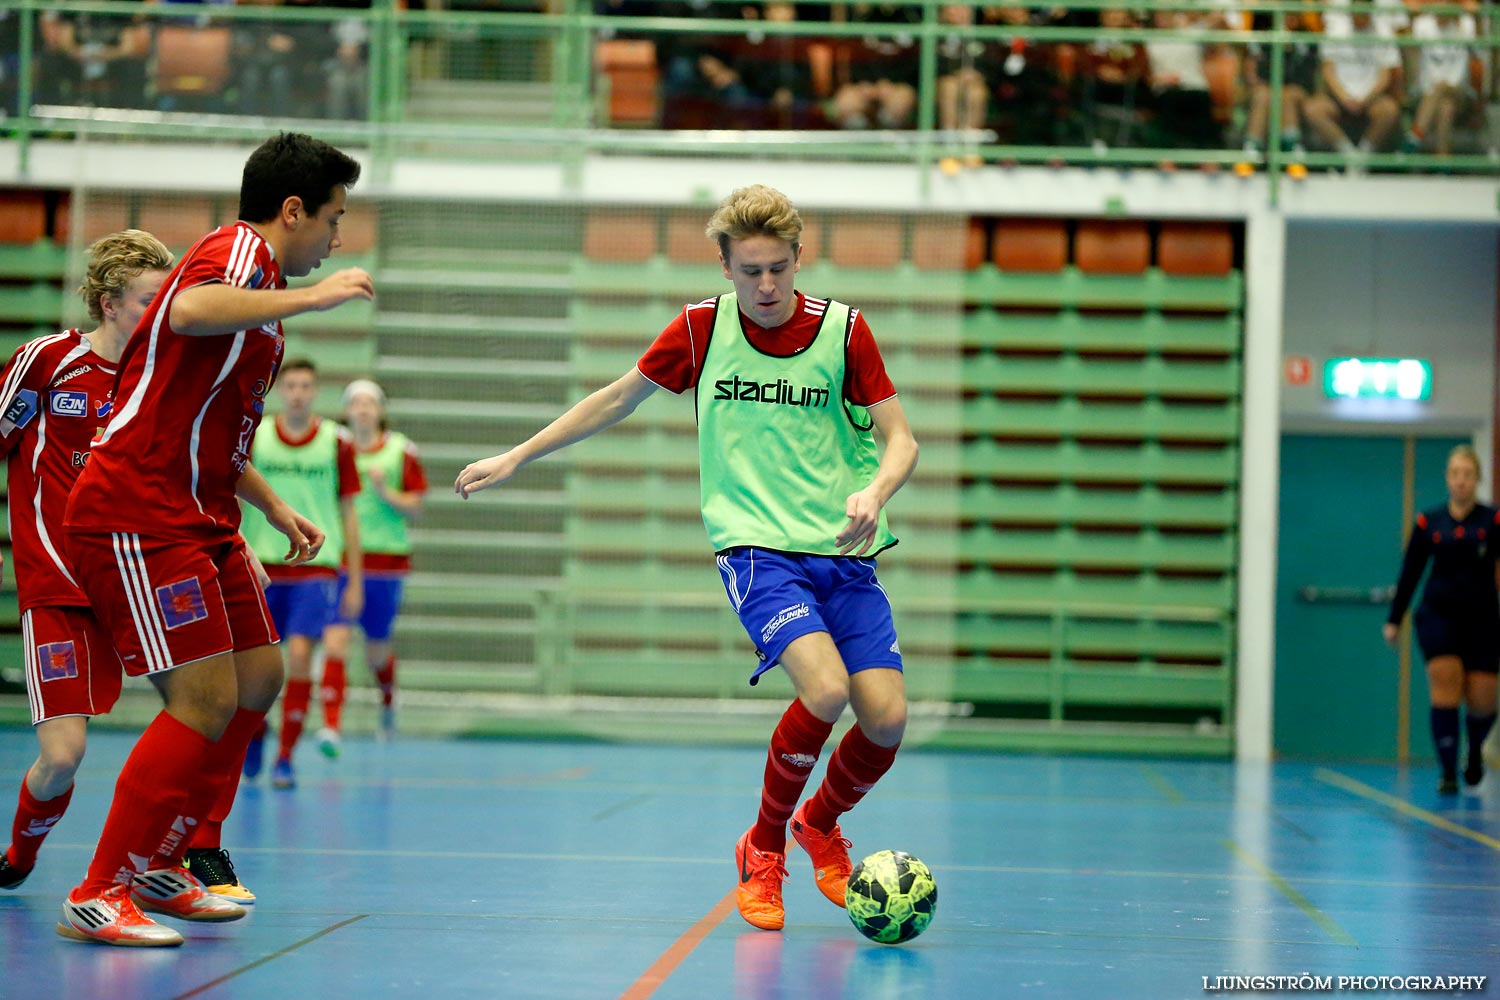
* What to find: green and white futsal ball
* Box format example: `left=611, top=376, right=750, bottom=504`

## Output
left=844, top=849, right=937, bottom=944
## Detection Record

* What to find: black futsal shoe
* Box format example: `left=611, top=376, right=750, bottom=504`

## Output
left=1464, top=760, right=1485, bottom=788
left=1438, top=773, right=1460, bottom=795
left=0, top=849, right=31, bottom=889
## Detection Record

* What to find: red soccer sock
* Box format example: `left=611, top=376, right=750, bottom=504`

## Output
left=802, top=724, right=900, bottom=834
left=373, top=655, right=396, bottom=707
left=278, top=678, right=313, bottom=761
left=185, top=707, right=267, bottom=853
left=8, top=772, right=74, bottom=871
left=76, top=712, right=214, bottom=897
left=752, top=699, right=835, bottom=854
left=321, top=658, right=347, bottom=731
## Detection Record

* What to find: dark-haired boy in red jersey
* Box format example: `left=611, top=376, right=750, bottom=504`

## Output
left=57, top=132, right=375, bottom=947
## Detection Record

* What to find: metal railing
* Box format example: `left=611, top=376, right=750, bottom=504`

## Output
left=0, top=0, right=1495, bottom=192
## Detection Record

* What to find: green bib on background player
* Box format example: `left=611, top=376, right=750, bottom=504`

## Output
left=696, top=292, right=895, bottom=556
left=355, top=432, right=415, bottom=556
left=242, top=418, right=345, bottom=569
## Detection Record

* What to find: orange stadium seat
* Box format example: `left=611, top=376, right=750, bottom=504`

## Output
left=595, top=40, right=659, bottom=126
left=829, top=215, right=902, bottom=269
left=73, top=197, right=131, bottom=245
left=155, top=26, right=232, bottom=98
left=137, top=195, right=217, bottom=249
left=1074, top=220, right=1149, bottom=274
left=910, top=217, right=974, bottom=271
left=0, top=191, right=47, bottom=244
left=584, top=208, right=658, bottom=262
left=991, top=218, right=1067, bottom=272
left=964, top=218, right=988, bottom=270
left=665, top=208, right=711, bottom=264
left=52, top=196, right=70, bottom=245
left=336, top=206, right=379, bottom=255
left=1157, top=222, right=1233, bottom=277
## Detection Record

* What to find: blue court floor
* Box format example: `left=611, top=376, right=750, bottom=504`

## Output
left=1, top=728, right=1498, bottom=1000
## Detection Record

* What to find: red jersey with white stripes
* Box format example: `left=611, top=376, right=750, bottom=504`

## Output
left=636, top=291, right=897, bottom=405
left=64, top=222, right=285, bottom=542
left=0, top=330, right=116, bottom=611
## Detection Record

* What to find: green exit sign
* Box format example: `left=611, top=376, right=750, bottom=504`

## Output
left=1323, top=357, right=1432, bottom=400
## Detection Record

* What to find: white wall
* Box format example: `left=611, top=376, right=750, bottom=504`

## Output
left=1280, top=221, right=1498, bottom=438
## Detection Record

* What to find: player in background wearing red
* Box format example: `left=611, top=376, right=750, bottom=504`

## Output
left=321, top=378, right=428, bottom=741
left=0, top=231, right=173, bottom=892
left=56, top=132, right=374, bottom=947
left=456, top=185, right=919, bottom=932
left=238, top=357, right=362, bottom=788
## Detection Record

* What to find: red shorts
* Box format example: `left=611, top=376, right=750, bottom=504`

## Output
left=63, top=531, right=280, bottom=677
left=22, top=605, right=124, bottom=724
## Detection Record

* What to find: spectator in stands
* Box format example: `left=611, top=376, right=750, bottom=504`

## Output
left=981, top=4, right=1068, bottom=146
left=38, top=5, right=152, bottom=109
left=1081, top=5, right=1150, bottom=147
left=1405, top=3, right=1480, bottom=156
left=735, top=1, right=824, bottom=129
left=233, top=0, right=346, bottom=119
left=829, top=4, right=920, bottom=130
left=324, top=2, right=372, bottom=120
left=1242, top=9, right=1321, bottom=160
left=1302, top=0, right=1403, bottom=163
left=935, top=4, right=1001, bottom=167
left=1145, top=7, right=1222, bottom=149
left=0, top=9, right=19, bottom=116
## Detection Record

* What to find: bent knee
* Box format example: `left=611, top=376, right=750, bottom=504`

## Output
left=37, top=745, right=86, bottom=780
left=799, top=683, right=850, bottom=723
left=860, top=707, right=908, bottom=748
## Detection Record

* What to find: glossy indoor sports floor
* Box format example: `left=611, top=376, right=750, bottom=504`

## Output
left=1, top=728, right=1497, bottom=1000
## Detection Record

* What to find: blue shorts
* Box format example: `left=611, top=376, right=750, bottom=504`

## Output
left=263, top=577, right=338, bottom=641
left=716, top=548, right=903, bottom=686
left=334, top=574, right=405, bottom=641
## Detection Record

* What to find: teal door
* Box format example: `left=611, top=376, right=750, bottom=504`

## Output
left=1274, top=434, right=1467, bottom=760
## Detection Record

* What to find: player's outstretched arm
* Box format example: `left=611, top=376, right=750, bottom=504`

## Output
left=170, top=268, right=375, bottom=337
left=456, top=368, right=657, bottom=499
left=837, top=396, right=919, bottom=556
left=237, top=463, right=327, bottom=564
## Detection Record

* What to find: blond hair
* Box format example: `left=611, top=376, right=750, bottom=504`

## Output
left=704, top=185, right=803, bottom=259
left=78, top=230, right=174, bottom=323
left=1450, top=444, right=1482, bottom=479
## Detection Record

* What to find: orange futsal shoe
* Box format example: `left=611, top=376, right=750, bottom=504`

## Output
left=735, top=829, right=788, bottom=931
left=131, top=867, right=247, bottom=922
left=790, top=802, right=852, bottom=908
left=56, top=884, right=185, bottom=947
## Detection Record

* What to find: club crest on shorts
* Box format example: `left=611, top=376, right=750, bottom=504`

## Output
left=37, top=641, right=78, bottom=681
left=157, top=577, right=209, bottom=630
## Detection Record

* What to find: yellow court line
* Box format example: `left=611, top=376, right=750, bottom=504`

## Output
left=1222, top=840, right=1359, bottom=947
left=1137, top=764, right=1185, bottom=803
left=1314, top=768, right=1500, bottom=852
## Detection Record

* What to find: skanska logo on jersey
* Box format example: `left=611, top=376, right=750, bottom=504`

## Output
left=55, top=364, right=93, bottom=385
left=712, top=375, right=830, bottom=408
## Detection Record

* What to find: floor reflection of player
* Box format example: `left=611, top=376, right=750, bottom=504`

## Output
left=1384, top=445, right=1499, bottom=794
